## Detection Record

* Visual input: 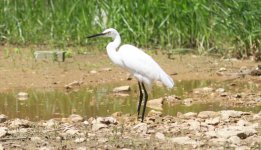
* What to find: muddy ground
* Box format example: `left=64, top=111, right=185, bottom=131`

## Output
left=0, top=46, right=261, bottom=149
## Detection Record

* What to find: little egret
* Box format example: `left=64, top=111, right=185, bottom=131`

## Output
left=87, top=28, right=174, bottom=122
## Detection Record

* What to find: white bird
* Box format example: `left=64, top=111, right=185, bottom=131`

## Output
left=87, top=28, right=174, bottom=122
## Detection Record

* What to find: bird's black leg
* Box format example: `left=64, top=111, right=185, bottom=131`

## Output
left=141, top=82, right=148, bottom=122
left=137, top=81, right=143, bottom=118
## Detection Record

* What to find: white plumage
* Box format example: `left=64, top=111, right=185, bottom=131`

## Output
left=87, top=28, right=174, bottom=122
left=118, top=44, right=174, bottom=88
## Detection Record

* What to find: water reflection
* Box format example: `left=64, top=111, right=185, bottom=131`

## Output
left=0, top=80, right=259, bottom=121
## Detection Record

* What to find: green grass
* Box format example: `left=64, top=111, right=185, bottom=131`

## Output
left=0, top=0, right=260, bottom=57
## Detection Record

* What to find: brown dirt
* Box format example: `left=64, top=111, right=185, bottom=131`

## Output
left=0, top=46, right=260, bottom=92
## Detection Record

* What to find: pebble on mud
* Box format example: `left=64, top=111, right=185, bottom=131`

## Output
left=17, top=92, right=29, bottom=100
left=220, top=110, right=244, bottom=120
left=147, top=98, right=163, bottom=110
left=197, top=111, right=219, bottom=119
left=148, top=110, right=162, bottom=117
left=92, top=123, right=108, bottom=131
left=155, top=132, right=165, bottom=140
left=68, top=114, right=84, bottom=123
left=215, top=88, right=225, bottom=93
left=113, top=86, right=131, bottom=92
left=64, top=80, right=83, bottom=89
left=183, top=98, right=193, bottom=106
left=0, top=127, right=8, bottom=138
left=183, top=112, right=198, bottom=119
left=91, top=117, right=117, bottom=131
left=205, top=117, right=220, bottom=125
left=43, top=119, right=59, bottom=129
left=0, top=114, right=8, bottom=123
left=164, top=95, right=181, bottom=104
left=100, top=67, right=112, bottom=71
left=31, top=136, right=42, bottom=142
left=171, top=136, right=198, bottom=145
left=10, top=118, right=31, bottom=128
left=75, top=137, right=86, bottom=143
left=89, top=70, right=97, bottom=74
left=193, top=87, right=213, bottom=94
left=133, top=123, right=147, bottom=134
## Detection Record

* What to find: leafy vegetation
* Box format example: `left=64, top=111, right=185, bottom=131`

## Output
left=0, top=0, right=260, bottom=57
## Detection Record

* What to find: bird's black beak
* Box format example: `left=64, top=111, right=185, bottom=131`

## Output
left=87, top=33, right=106, bottom=39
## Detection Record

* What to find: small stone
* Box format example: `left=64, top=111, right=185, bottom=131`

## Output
left=98, top=138, right=108, bottom=143
left=43, top=119, right=58, bottom=129
left=228, top=136, right=241, bottom=145
left=65, top=129, right=79, bottom=136
left=17, top=92, right=29, bottom=100
left=113, top=86, right=130, bottom=92
left=19, top=128, right=28, bottom=133
left=235, top=146, right=251, bottom=150
left=101, top=68, right=112, bottom=71
left=216, top=128, right=238, bottom=139
left=188, top=120, right=201, bottom=130
left=114, top=93, right=130, bottom=97
left=92, top=123, right=108, bottom=131
left=133, top=123, right=147, bottom=134
left=148, top=110, right=162, bottom=117
left=209, top=138, right=227, bottom=146
left=183, top=98, right=193, bottom=106
left=64, top=81, right=83, bottom=89
left=112, top=112, right=122, bottom=117
left=97, top=117, right=117, bottom=125
left=183, top=112, right=197, bottom=119
left=220, top=110, right=243, bottom=120
left=56, top=136, right=62, bottom=141
left=255, top=98, right=261, bottom=102
left=155, top=132, right=165, bottom=140
left=205, top=131, right=217, bottom=138
left=10, top=119, right=31, bottom=128
left=236, top=128, right=257, bottom=139
left=205, top=117, right=220, bottom=125
left=171, top=136, right=197, bottom=145
left=0, top=127, right=8, bottom=138
left=198, top=111, right=218, bottom=119
left=39, top=146, right=54, bottom=150
left=31, top=136, right=42, bottom=142
left=220, top=92, right=228, bottom=97
left=75, top=137, right=85, bottom=143
left=83, top=121, right=89, bottom=125
left=77, top=147, right=87, bottom=150
left=216, top=126, right=257, bottom=139
left=193, top=87, right=213, bottom=94
left=68, top=114, right=83, bottom=123
left=219, top=67, right=227, bottom=72
left=216, top=88, right=225, bottom=93
left=164, top=95, right=181, bottom=104
left=253, top=111, right=261, bottom=120
left=0, top=114, right=8, bottom=123
left=89, top=70, right=97, bottom=74
left=237, top=120, right=250, bottom=126
left=147, top=98, right=163, bottom=110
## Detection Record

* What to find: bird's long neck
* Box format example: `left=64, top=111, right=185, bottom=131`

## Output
left=106, top=35, right=122, bottom=66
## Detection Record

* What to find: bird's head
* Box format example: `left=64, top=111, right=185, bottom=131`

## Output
left=87, top=28, right=119, bottom=40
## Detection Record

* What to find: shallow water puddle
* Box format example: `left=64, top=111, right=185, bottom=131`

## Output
left=0, top=80, right=260, bottom=121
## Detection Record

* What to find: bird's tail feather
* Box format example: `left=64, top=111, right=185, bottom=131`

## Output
left=160, top=71, right=174, bottom=88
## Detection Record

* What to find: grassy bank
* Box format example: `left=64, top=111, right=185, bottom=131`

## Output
left=0, top=0, right=260, bottom=57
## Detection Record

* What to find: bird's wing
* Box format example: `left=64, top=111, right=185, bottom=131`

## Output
left=118, top=44, right=174, bottom=88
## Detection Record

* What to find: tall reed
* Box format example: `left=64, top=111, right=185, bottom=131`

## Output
left=0, top=0, right=260, bottom=57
